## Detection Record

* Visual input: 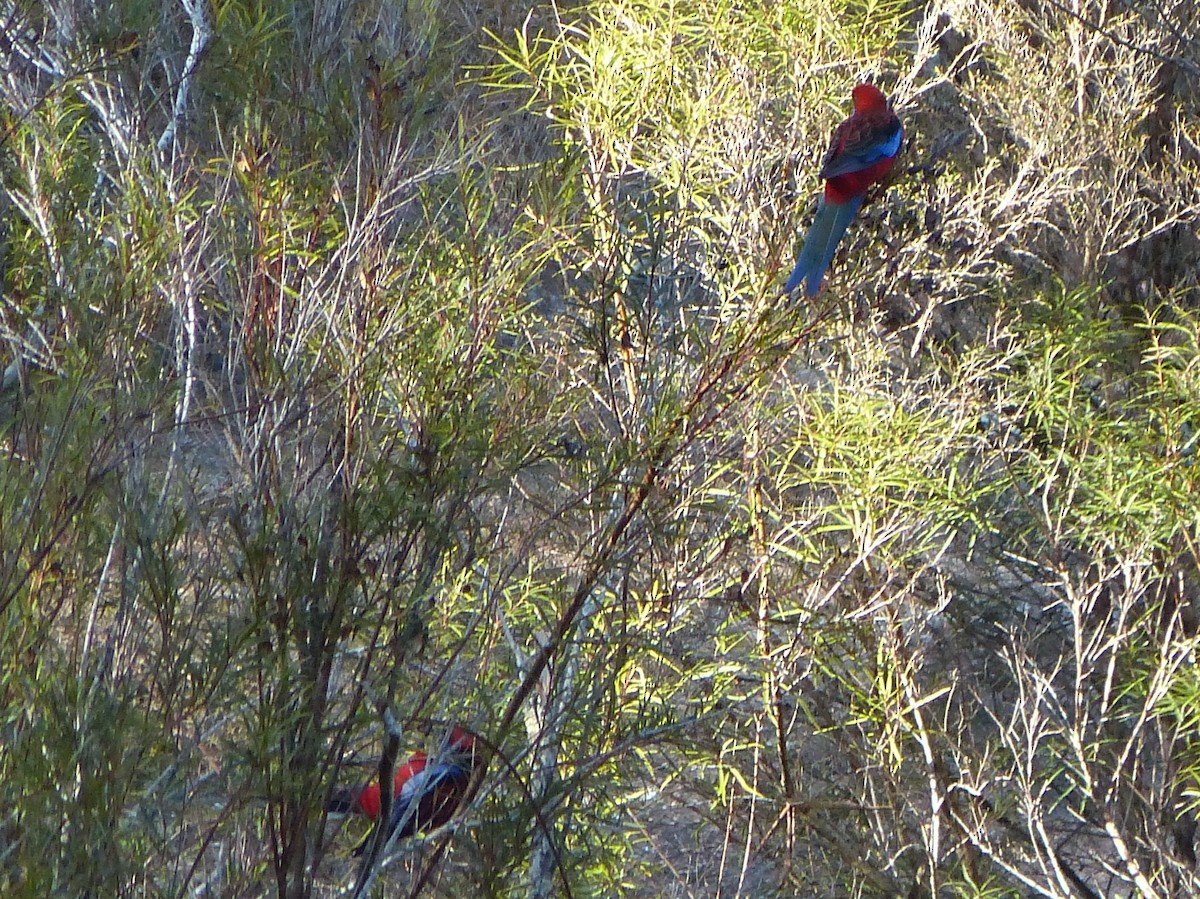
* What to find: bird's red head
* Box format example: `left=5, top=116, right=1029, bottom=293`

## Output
left=851, top=83, right=889, bottom=113
left=446, top=726, right=479, bottom=760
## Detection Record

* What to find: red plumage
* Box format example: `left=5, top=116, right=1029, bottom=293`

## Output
left=327, top=726, right=482, bottom=854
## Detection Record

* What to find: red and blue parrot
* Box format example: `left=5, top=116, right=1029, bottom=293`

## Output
left=784, top=83, right=903, bottom=297
left=327, top=725, right=482, bottom=855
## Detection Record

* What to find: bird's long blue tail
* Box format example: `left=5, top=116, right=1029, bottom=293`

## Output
left=783, top=196, right=864, bottom=296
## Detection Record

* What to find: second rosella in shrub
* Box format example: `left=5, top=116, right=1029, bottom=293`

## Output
left=327, top=725, right=482, bottom=855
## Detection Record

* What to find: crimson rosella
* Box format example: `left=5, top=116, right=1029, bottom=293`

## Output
left=784, top=83, right=903, bottom=297
left=327, top=726, right=481, bottom=855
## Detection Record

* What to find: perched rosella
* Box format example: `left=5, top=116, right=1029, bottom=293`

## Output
left=784, top=83, right=903, bottom=297
left=327, top=726, right=481, bottom=855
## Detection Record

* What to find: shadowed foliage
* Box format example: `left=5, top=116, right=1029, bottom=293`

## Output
left=1, top=0, right=1198, bottom=896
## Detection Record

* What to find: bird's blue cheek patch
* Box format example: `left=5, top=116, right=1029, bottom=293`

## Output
left=880, top=128, right=903, bottom=157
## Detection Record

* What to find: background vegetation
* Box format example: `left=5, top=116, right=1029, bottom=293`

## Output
left=1, top=0, right=1198, bottom=895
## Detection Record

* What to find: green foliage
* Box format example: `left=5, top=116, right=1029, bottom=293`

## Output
left=1006, top=288, right=1200, bottom=552
left=2, top=0, right=1199, bottom=895
left=485, top=0, right=911, bottom=212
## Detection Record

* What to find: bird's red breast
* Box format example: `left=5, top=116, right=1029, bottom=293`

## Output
left=352, top=752, right=430, bottom=821
left=330, top=726, right=482, bottom=824
left=824, top=155, right=900, bottom=205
